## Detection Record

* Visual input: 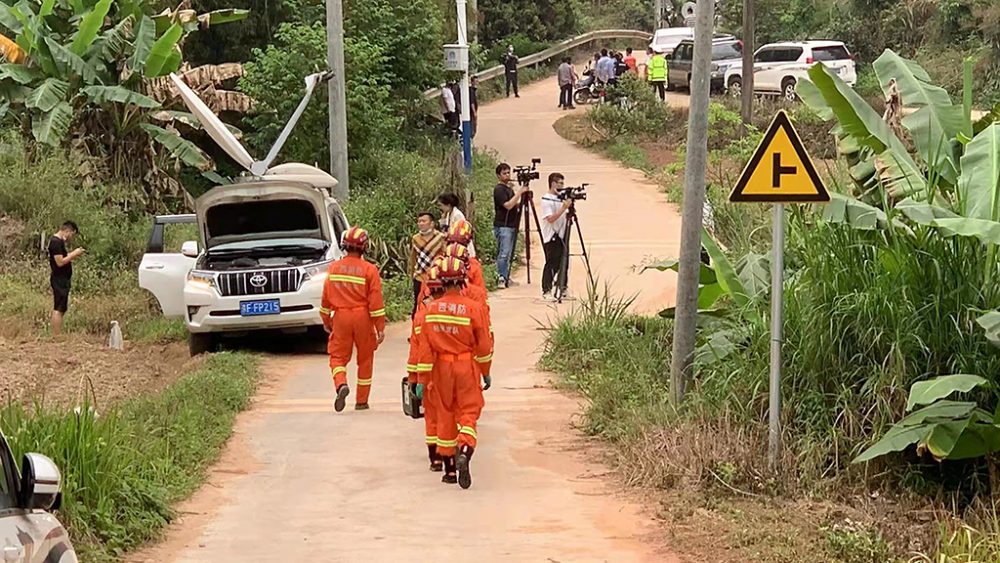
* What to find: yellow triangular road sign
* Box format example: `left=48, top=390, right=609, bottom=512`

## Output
left=729, top=110, right=829, bottom=203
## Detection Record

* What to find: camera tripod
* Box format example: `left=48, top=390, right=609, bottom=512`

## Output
left=517, top=188, right=546, bottom=284
left=554, top=200, right=595, bottom=303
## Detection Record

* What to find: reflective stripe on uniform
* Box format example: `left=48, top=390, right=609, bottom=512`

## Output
left=426, top=435, right=438, bottom=445
left=436, top=438, right=458, bottom=447
left=414, top=326, right=422, bottom=334
left=405, top=363, right=418, bottom=372
left=415, top=363, right=434, bottom=373
left=319, top=307, right=331, bottom=315
left=370, top=308, right=386, bottom=317
left=331, top=366, right=347, bottom=376
left=357, top=378, right=372, bottom=386
left=458, top=425, right=477, bottom=439
left=329, top=274, right=366, bottom=285
left=475, top=353, right=492, bottom=364
left=425, top=314, right=471, bottom=326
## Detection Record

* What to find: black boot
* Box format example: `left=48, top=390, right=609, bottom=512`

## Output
left=428, top=445, right=443, bottom=472
left=333, top=384, right=350, bottom=413
left=441, top=456, right=457, bottom=484
left=457, top=445, right=474, bottom=490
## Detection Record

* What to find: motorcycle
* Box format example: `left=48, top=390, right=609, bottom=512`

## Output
left=573, top=69, right=602, bottom=106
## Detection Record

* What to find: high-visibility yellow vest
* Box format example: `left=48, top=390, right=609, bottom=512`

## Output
left=648, top=54, right=667, bottom=81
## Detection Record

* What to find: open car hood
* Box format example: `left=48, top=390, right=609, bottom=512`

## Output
left=196, top=181, right=330, bottom=249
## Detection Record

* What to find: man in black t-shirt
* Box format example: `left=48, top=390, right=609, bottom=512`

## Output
left=492, top=163, right=526, bottom=288
left=48, top=221, right=85, bottom=336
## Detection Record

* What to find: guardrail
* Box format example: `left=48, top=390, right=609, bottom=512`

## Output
left=424, top=29, right=652, bottom=99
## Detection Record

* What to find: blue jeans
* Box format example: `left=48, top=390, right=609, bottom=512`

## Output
left=493, top=226, right=517, bottom=281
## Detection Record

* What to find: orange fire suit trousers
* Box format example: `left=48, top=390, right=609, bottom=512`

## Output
left=328, top=307, right=378, bottom=405
left=429, top=353, right=485, bottom=456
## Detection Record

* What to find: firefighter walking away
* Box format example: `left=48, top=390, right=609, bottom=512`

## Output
left=320, top=226, right=387, bottom=412
left=416, top=257, right=493, bottom=488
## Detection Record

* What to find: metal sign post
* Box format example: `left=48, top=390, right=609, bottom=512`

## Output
left=768, top=203, right=784, bottom=468
left=728, top=110, right=829, bottom=469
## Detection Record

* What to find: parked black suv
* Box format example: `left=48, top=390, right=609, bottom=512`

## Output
left=667, top=36, right=742, bottom=94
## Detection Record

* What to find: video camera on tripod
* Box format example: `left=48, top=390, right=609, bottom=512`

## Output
left=557, top=183, right=589, bottom=202
left=514, top=158, right=542, bottom=187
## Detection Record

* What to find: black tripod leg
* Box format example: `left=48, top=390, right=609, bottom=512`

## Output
left=556, top=218, right=572, bottom=303
left=574, top=214, right=595, bottom=287
left=522, top=199, right=532, bottom=284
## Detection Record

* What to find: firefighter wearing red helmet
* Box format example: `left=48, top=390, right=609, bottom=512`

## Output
left=415, top=257, right=492, bottom=488
left=319, top=226, right=386, bottom=412
left=447, top=220, right=486, bottom=291
left=406, top=259, right=447, bottom=471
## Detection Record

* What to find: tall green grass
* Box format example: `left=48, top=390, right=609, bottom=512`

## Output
left=1, top=352, right=260, bottom=561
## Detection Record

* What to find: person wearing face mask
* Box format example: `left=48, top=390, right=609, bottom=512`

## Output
left=408, top=212, right=447, bottom=317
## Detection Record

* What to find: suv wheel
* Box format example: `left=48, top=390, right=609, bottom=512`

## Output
left=189, top=333, right=216, bottom=356
left=727, top=76, right=742, bottom=98
left=782, top=78, right=797, bottom=102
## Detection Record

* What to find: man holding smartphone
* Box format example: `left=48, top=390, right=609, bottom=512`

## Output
left=49, top=221, right=84, bottom=336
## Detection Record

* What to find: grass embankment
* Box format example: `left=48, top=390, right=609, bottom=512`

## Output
left=546, top=83, right=1000, bottom=560
left=1, top=352, right=261, bottom=561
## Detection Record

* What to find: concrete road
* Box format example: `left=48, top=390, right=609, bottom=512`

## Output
left=130, top=72, right=683, bottom=563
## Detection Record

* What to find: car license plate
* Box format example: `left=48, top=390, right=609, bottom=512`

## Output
left=240, top=299, right=281, bottom=316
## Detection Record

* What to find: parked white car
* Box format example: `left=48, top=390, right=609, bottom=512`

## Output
left=649, top=27, right=695, bottom=56
left=139, top=172, right=350, bottom=355
left=0, top=429, right=77, bottom=562
left=724, top=41, right=857, bottom=101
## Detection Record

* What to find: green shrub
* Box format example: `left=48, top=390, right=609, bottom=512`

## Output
left=2, top=353, right=260, bottom=560
left=590, top=74, right=673, bottom=140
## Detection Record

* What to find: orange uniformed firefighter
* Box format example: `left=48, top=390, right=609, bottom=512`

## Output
left=320, top=227, right=386, bottom=412
left=447, top=220, right=486, bottom=291
left=416, top=257, right=492, bottom=488
left=406, top=262, right=447, bottom=471
left=444, top=244, right=492, bottom=342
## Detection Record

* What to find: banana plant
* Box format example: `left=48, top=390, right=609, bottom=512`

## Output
left=0, top=0, right=247, bottom=206
left=853, top=374, right=1000, bottom=463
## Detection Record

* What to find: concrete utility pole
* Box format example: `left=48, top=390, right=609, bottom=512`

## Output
left=327, top=0, right=349, bottom=201
left=669, top=0, right=714, bottom=404
left=655, top=0, right=663, bottom=28
left=456, top=0, right=473, bottom=172
left=470, top=0, right=478, bottom=43
left=740, top=0, right=755, bottom=127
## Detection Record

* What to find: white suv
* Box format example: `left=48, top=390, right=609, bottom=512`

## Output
left=140, top=170, right=350, bottom=355
left=724, top=41, right=857, bottom=101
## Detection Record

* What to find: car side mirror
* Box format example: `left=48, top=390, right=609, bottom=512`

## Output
left=18, top=453, right=62, bottom=510
left=181, top=241, right=199, bottom=258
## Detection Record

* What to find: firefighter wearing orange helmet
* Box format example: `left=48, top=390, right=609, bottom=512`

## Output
left=319, top=226, right=386, bottom=412
left=415, top=257, right=492, bottom=488
left=447, top=220, right=486, bottom=291
left=444, top=243, right=491, bottom=332
left=406, top=258, right=447, bottom=471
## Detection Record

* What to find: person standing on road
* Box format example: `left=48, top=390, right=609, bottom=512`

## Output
left=469, top=75, right=480, bottom=138
left=647, top=48, right=667, bottom=101
left=557, top=57, right=577, bottom=110
left=492, top=163, right=526, bottom=288
left=596, top=49, right=615, bottom=85
left=406, top=260, right=446, bottom=472
left=409, top=213, right=446, bottom=317
left=415, top=257, right=493, bottom=489
left=503, top=45, right=519, bottom=98
left=441, top=81, right=458, bottom=132
left=624, top=47, right=638, bottom=74
left=540, top=174, right=572, bottom=302
left=48, top=221, right=83, bottom=336
left=320, top=227, right=386, bottom=412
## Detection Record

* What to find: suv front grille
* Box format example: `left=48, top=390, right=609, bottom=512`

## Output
left=217, top=268, right=303, bottom=297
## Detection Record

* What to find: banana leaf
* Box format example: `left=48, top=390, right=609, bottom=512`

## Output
left=127, top=15, right=155, bottom=76
left=931, top=217, right=1000, bottom=246
left=25, top=77, right=69, bottom=111
left=39, top=0, right=55, bottom=17
left=694, top=329, right=740, bottom=367
left=641, top=258, right=718, bottom=285
left=97, top=15, right=134, bottom=60
left=70, top=0, right=113, bottom=56
left=31, top=101, right=72, bottom=145
left=821, top=192, right=886, bottom=230
left=907, top=374, right=989, bottom=410
left=807, top=63, right=923, bottom=196
left=81, top=85, right=160, bottom=108
left=736, top=252, right=770, bottom=301
left=945, top=422, right=1000, bottom=460
left=701, top=228, right=761, bottom=324
left=143, top=23, right=182, bottom=78
left=896, top=198, right=959, bottom=226
left=141, top=123, right=212, bottom=171
left=795, top=78, right=834, bottom=120
left=0, top=63, right=39, bottom=85
left=853, top=423, right=931, bottom=463
left=46, top=37, right=99, bottom=84
left=976, top=310, right=1000, bottom=347
left=957, top=123, right=1000, bottom=221
left=197, top=9, right=249, bottom=26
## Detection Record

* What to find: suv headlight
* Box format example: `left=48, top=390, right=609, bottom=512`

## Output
left=303, top=260, right=333, bottom=280
left=187, top=270, right=216, bottom=288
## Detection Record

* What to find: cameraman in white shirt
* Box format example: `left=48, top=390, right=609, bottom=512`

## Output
left=540, top=173, right=573, bottom=301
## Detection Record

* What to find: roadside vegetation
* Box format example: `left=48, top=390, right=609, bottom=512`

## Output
left=549, top=34, right=1000, bottom=561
